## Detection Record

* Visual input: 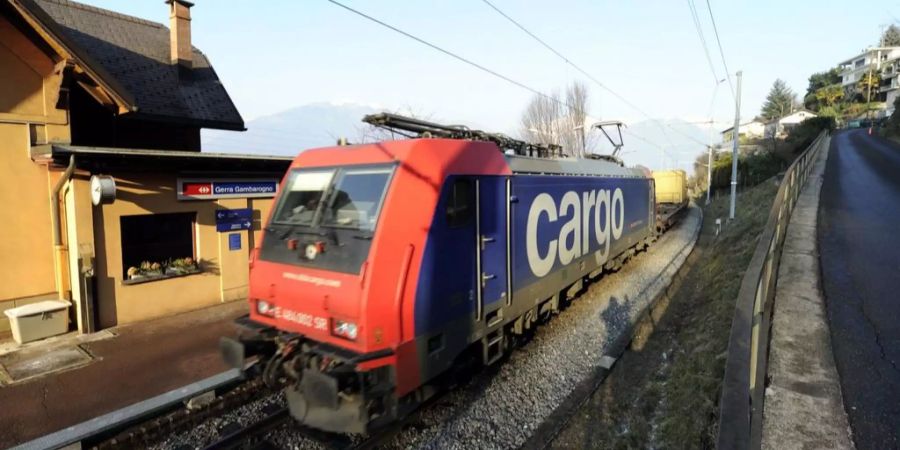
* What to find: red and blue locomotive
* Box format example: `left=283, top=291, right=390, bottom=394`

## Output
left=220, top=114, right=657, bottom=433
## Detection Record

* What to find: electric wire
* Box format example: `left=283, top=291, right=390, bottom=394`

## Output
left=704, top=0, right=737, bottom=101
left=474, top=0, right=734, bottom=168
left=326, top=0, right=564, bottom=108
left=326, top=0, right=675, bottom=158
left=687, top=0, right=720, bottom=84
left=478, top=0, right=678, bottom=152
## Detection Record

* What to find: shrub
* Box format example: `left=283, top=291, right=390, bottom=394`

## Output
left=883, top=96, right=900, bottom=137
left=785, top=116, right=835, bottom=154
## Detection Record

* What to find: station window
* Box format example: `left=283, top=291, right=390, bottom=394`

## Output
left=446, top=179, right=473, bottom=227
left=120, top=212, right=196, bottom=278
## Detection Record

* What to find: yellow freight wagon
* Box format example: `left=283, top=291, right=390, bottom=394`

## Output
left=652, top=169, right=688, bottom=233
left=652, top=169, right=688, bottom=205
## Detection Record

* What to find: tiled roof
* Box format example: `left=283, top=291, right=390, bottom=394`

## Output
left=28, top=0, right=244, bottom=130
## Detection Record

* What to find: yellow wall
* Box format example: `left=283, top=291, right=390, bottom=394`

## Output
left=0, top=14, right=72, bottom=333
left=0, top=14, right=69, bottom=133
left=91, top=173, right=272, bottom=327
left=0, top=123, right=59, bottom=332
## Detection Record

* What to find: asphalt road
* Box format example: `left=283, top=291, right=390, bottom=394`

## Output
left=819, top=129, right=900, bottom=450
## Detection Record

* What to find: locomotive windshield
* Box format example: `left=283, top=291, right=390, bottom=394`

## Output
left=321, top=168, right=393, bottom=230
left=273, top=169, right=334, bottom=226
left=261, top=164, right=396, bottom=274
left=273, top=166, right=393, bottom=231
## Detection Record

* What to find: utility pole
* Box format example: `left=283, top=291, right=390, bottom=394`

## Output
left=729, top=70, right=742, bottom=220
left=706, top=145, right=713, bottom=205
left=866, top=63, right=874, bottom=131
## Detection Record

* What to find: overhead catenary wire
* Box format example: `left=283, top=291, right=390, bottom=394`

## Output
left=326, top=0, right=673, bottom=157
left=686, top=0, right=720, bottom=84
left=327, top=0, right=564, bottom=109
left=477, top=0, right=707, bottom=165
left=704, top=0, right=737, bottom=102
left=478, top=0, right=677, bottom=146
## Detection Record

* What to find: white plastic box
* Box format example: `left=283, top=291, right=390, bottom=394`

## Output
left=3, top=300, right=70, bottom=345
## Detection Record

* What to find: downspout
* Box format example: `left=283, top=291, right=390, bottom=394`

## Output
left=51, top=155, right=75, bottom=301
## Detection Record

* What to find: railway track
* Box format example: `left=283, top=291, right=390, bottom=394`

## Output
left=200, top=405, right=291, bottom=450
left=197, top=404, right=412, bottom=450
left=17, top=207, right=697, bottom=450
left=199, top=384, right=452, bottom=450
left=94, top=377, right=271, bottom=449
left=18, top=362, right=434, bottom=450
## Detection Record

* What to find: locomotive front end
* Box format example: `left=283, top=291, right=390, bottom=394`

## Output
left=221, top=133, right=513, bottom=435
left=221, top=155, right=403, bottom=434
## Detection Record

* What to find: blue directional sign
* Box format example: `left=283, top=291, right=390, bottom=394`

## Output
left=228, top=233, right=242, bottom=251
left=215, top=208, right=253, bottom=232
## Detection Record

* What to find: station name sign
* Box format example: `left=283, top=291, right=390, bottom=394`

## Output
left=177, top=178, right=279, bottom=201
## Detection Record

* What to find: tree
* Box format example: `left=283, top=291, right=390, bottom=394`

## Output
left=883, top=95, right=900, bottom=136
left=563, top=81, right=590, bottom=157
left=520, top=81, right=595, bottom=157
left=882, top=24, right=900, bottom=46
left=814, top=84, right=844, bottom=109
left=690, top=148, right=716, bottom=194
left=804, top=68, right=842, bottom=110
left=521, top=89, right=563, bottom=148
left=857, top=70, right=881, bottom=101
left=761, top=79, right=798, bottom=120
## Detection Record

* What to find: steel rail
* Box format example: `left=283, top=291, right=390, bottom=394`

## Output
left=201, top=406, right=291, bottom=450
left=716, top=131, right=828, bottom=449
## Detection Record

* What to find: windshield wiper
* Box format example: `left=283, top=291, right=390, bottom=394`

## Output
left=275, top=225, right=324, bottom=240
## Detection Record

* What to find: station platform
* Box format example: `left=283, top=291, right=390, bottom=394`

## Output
left=0, top=300, right=247, bottom=448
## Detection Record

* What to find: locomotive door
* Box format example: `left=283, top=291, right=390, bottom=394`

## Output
left=475, top=177, right=509, bottom=324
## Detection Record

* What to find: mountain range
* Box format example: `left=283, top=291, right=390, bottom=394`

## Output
left=203, top=102, right=714, bottom=173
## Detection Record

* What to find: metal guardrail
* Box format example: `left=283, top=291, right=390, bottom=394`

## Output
left=716, top=130, right=829, bottom=450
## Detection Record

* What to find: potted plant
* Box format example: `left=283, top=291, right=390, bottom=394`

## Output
left=165, top=258, right=183, bottom=276
left=169, top=257, right=200, bottom=275
left=127, top=266, right=143, bottom=280
left=183, top=257, right=199, bottom=273
left=141, top=261, right=162, bottom=277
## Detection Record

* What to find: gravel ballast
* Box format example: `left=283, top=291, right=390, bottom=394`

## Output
left=157, top=205, right=701, bottom=450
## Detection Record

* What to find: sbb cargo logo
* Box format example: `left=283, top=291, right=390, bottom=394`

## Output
left=182, top=182, right=213, bottom=196
left=526, top=188, right=625, bottom=277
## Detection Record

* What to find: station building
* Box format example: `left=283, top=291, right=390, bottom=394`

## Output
left=0, top=0, right=292, bottom=335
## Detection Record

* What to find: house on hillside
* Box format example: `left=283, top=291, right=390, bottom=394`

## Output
left=876, top=55, right=900, bottom=112
left=720, top=120, right=765, bottom=143
left=839, top=47, right=900, bottom=116
left=764, top=110, right=817, bottom=138
left=0, top=0, right=291, bottom=338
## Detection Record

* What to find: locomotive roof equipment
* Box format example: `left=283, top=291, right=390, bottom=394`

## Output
left=363, top=112, right=565, bottom=158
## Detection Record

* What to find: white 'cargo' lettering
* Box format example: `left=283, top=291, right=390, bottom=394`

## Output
left=526, top=193, right=558, bottom=277
left=526, top=187, right=626, bottom=277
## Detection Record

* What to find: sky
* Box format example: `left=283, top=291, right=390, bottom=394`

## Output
left=78, top=0, right=897, bottom=163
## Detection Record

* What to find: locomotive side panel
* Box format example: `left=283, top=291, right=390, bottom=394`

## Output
left=509, top=175, right=653, bottom=305
left=412, top=176, right=479, bottom=382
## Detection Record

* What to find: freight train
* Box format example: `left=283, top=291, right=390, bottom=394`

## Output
left=220, top=114, right=671, bottom=434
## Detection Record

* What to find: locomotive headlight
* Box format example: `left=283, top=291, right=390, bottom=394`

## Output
left=256, top=300, right=275, bottom=317
left=304, top=242, right=325, bottom=260
left=332, top=319, right=358, bottom=340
